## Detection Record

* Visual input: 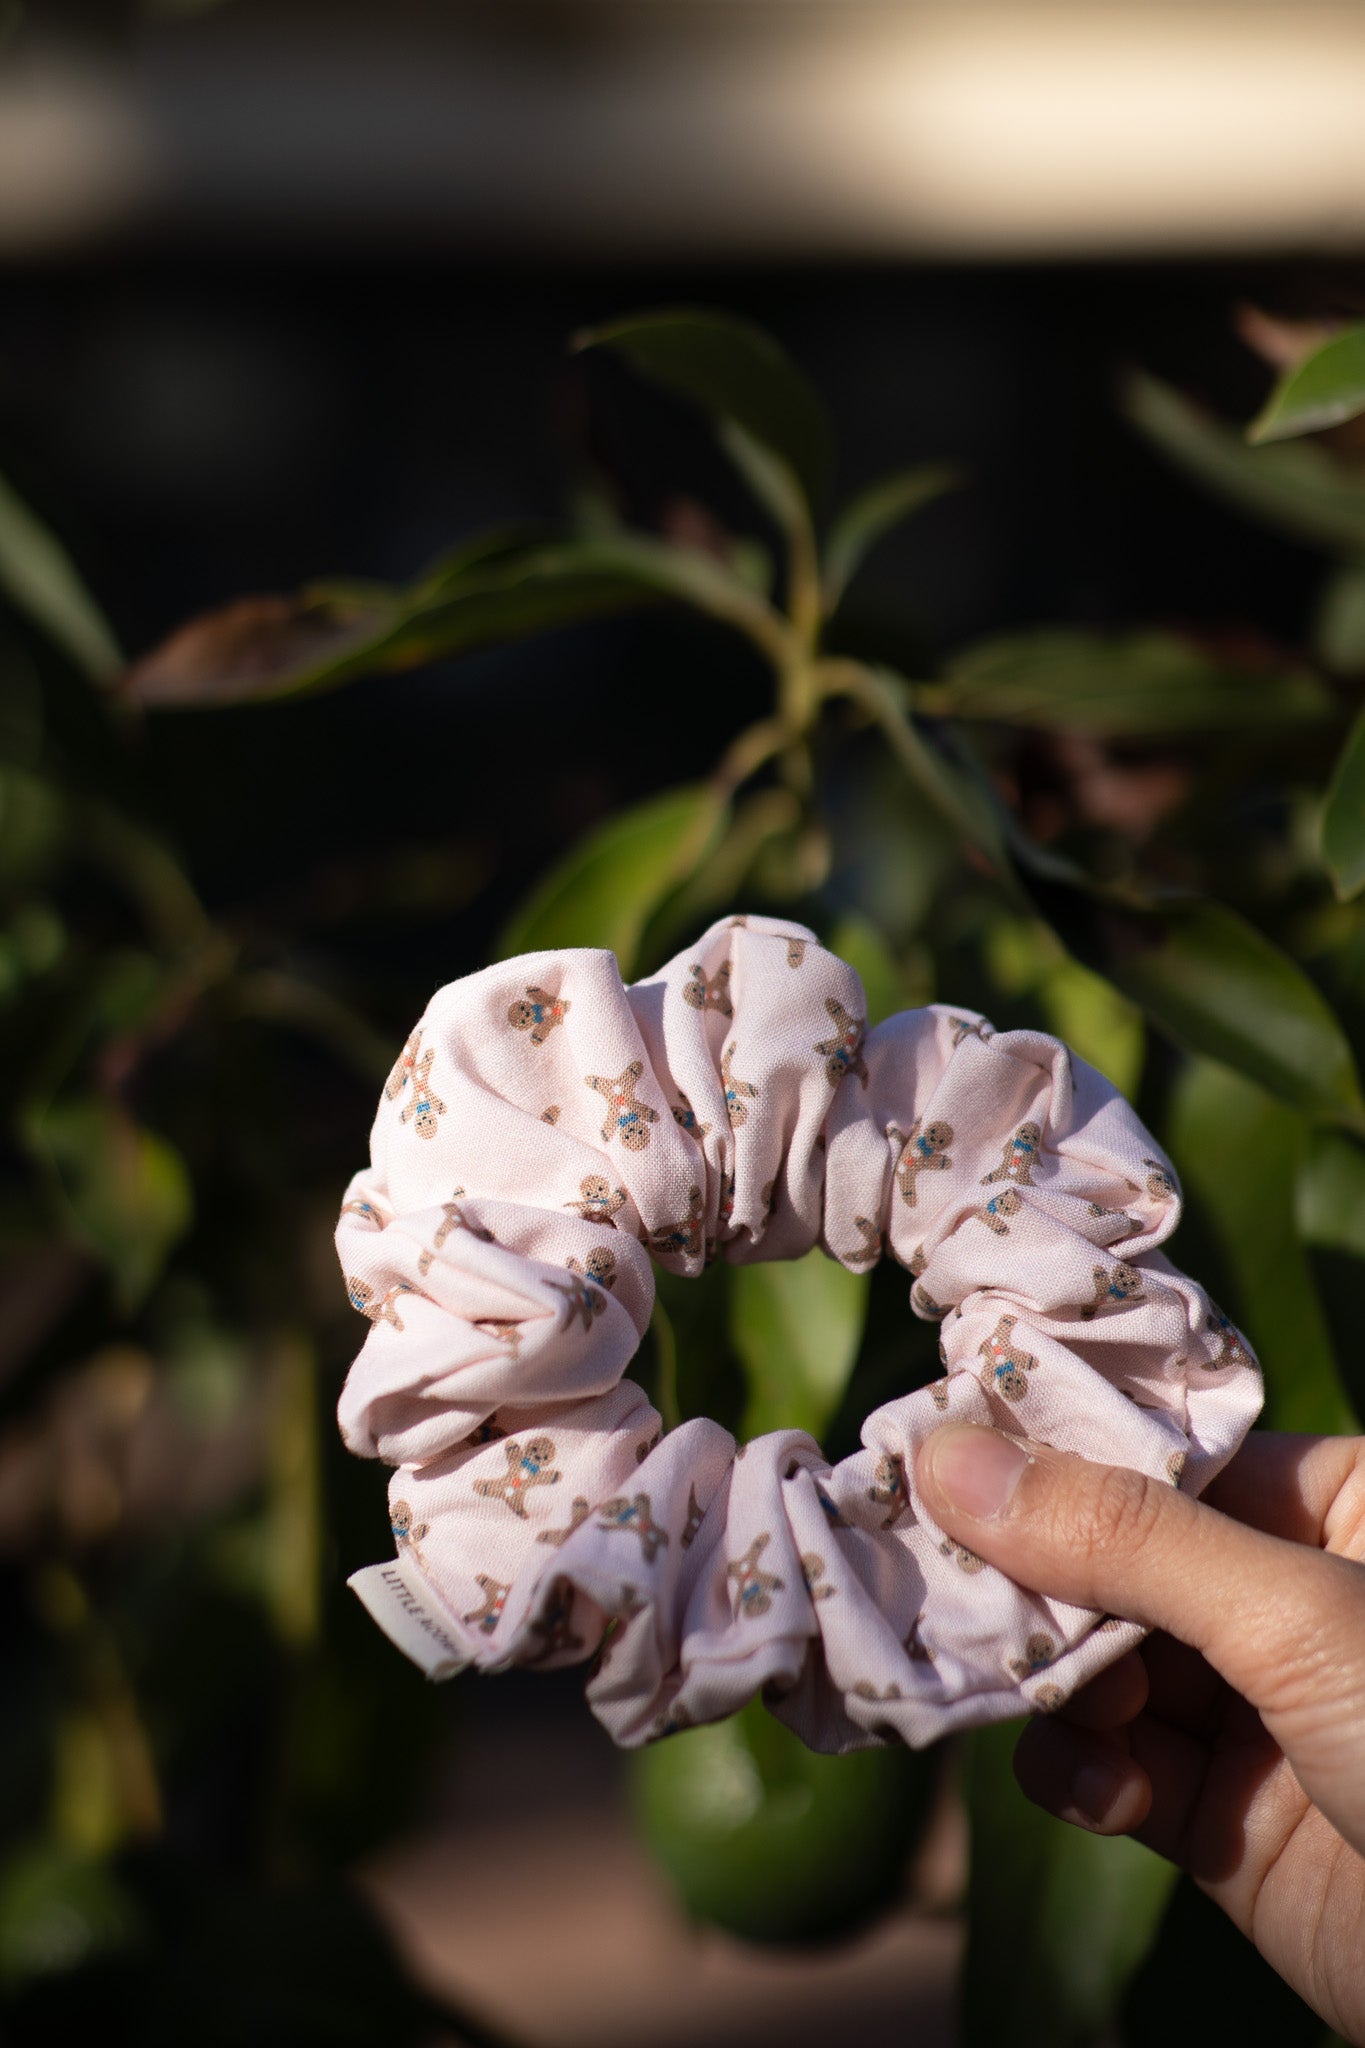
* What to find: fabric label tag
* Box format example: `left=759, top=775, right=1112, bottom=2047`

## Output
left=348, top=1558, right=470, bottom=1680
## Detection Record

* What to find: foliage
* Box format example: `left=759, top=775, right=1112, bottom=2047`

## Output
left=3, top=299, right=1363, bottom=2044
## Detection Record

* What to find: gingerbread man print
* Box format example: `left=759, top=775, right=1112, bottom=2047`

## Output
left=536, top=1498, right=591, bottom=1548
left=597, top=1493, right=669, bottom=1565
left=727, top=1534, right=784, bottom=1619
left=1008, top=1633, right=1056, bottom=1681
left=385, top=1029, right=446, bottom=1139
left=973, top=1187, right=1022, bottom=1235
left=982, top=1120, right=1042, bottom=1187
left=565, top=1175, right=627, bottom=1226
left=647, top=1187, right=706, bottom=1263
left=682, top=962, right=734, bottom=1016
left=680, top=1484, right=705, bottom=1548
left=473, top=1437, right=562, bottom=1517
left=671, top=1092, right=711, bottom=1140
left=1082, top=1261, right=1145, bottom=1319
left=801, top=1553, right=835, bottom=1602
left=894, top=1120, right=954, bottom=1206
left=568, top=1247, right=618, bottom=1291
left=720, top=1043, right=759, bottom=1128
left=868, top=1451, right=910, bottom=1529
left=585, top=1062, right=659, bottom=1151
left=508, top=986, right=570, bottom=1045
left=390, top=1499, right=429, bottom=1568
left=418, top=1191, right=495, bottom=1275
left=1203, top=1305, right=1252, bottom=1371
left=978, top=1314, right=1037, bottom=1402
left=348, top=1277, right=412, bottom=1330
left=464, top=1575, right=511, bottom=1634
left=547, top=1268, right=609, bottom=1333
left=815, top=998, right=869, bottom=1088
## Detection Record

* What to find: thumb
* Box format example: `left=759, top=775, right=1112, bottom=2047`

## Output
left=915, top=1425, right=1365, bottom=1837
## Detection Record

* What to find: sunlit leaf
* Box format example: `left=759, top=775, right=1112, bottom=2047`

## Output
left=935, top=629, right=1328, bottom=735
left=1249, top=323, right=1365, bottom=444
left=732, top=1247, right=870, bottom=1442
left=0, top=469, right=121, bottom=684
left=32, top=1095, right=193, bottom=1311
left=1320, top=705, right=1365, bottom=901
left=1124, top=371, right=1365, bottom=557
left=1037, top=960, right=1145, bottom=1101
left=1168, top=1059, right=1352, bottom=1433
left=963, top=1719, right=1178, bottom=2048
left=1023, top=864, right=1365, bottom=1128
left=498, top=784, right=728, bottom=979
left=576, top=307, right=833, bottom=506
left=823, top=464, right=961, bottom=611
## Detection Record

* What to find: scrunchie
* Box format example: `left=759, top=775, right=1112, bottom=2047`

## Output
left=335, top=913, right=1261, bottom=1751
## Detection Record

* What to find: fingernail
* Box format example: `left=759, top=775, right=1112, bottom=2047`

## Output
left=1070, top=1759, right=1123, bottom=1827
left=927, top=1426, right=1030, bottom=1521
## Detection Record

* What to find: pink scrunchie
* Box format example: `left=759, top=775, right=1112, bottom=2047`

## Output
left=335, top=913, right=1261, bottom=1750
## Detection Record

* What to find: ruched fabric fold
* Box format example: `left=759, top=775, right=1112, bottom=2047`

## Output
left=336, top=914, right=1262, bottom=1751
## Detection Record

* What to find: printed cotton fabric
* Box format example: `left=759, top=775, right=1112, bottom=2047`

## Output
left=336, top=913, right=1262, bottom=1751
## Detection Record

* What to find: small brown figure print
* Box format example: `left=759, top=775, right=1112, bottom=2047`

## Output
left=647, top=1187, right=706, bottom=1263
left=565, top=1175, right=627, bottom=1226
left=1087, top=1202, right=1141, bottom=1238
left=341, top=1196, right=388, bottom=1230
left=727, top=1534, right=784, bottom=1619
left=508, top=985, right=571, bottom=1046
left=848, top=1216, right=883, bottom=1267
left=473, top=1436, right=562, bottom=1517
left=473, top=1318, right=523, bottom=1361
left=912, top=1283, right=951, bottom=1320
left=979, top=1314, right=1038, bottom=1402
left=908, top=1244, right=928, bottom=1277
left=597, top=1493, right=669, bottom=1564
left=1143, top=1157, right=1178, bottom=1202
left=547, top=1269, right=610, bottom=1333
left=526, top=1583, right=583, bottom=1664
left=929, top=1376, right=951, bottom=1410
left=815, top=997, right=869, bottom=1088
left=671, top=1092, right=711, bottom=1140
left=1203, top=1305, right=1252, bottom=1371
left=390, top=1499, right=428, bottom=1569
left=541, top=1105, right=561, bottom=1125
left=1032, top=1682, right=1067, bottom=1714
left=650, top=1701, right=693, bottom=1741
left=385, top=1029, right=445, bottom=1139
left=418, top=1190, right=496, bottom=1274
left=720, top=1042, right=759, bottom=1128
left=1167, top=1450, right=1187, bottom=1487
left=586, top=1062, right=659, bottom=1151
left=385, top=1029, right=422, bottom=1101
left=982, top=1120, right=1042, bottom=1188
left=868, top=1451, right=910, bottom=1529
left=536, top=1497, right=591, bottom=1548
left=949, top=1015, right=989, bottom=1047
left=894, top=1121, right=955, bottom=1206
left=785, top=937, right=807, bottom=967
left=801, top=1553, right=835, bottom=1602
left=905, top=1613, right=935, bottom=1662
left=1008, top=1633, right=1056, bottom=1681
left=1082, top=1261, right=1145, bottom=1319
left=348, top=1277, right=412, bottom=1330
left=463, top=1575, right=511, bottom=1634
left=680, top=1484, right=705, bottom=1548
left=940, top=1538, right=985, bottom=1574
left=728, top=914, right=749, bottom=928
left=851, top=1680, right=903, bottom=1703
left=635, top=1428, right=662, bottom=1465
left=682, top=962, right=734, bottom=1016
left=761, top=1179, right=778, bottom=1217
left=568, top=1247, right=618, bottom=1292
left=973, top=1187, right=1023, bottom=1235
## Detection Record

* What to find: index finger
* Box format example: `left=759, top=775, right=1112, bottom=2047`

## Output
left=1206, top=1431, right=1365, bottom=1554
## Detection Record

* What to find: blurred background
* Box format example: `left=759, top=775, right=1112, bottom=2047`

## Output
left=3, top=3, right=1365, bottom=2044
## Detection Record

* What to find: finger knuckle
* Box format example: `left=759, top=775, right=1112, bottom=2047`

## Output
left=1062, top=1462, right=1166, bottom=1569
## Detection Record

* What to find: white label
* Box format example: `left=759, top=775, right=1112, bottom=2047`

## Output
left=348, top=1557, right=470, bottom=1680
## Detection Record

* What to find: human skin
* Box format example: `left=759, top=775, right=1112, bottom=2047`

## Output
left=914, top=1425, right=1365, bottom=2044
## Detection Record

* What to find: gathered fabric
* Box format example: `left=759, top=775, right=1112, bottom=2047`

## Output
left=335, top=913, right=1261, bottom=1751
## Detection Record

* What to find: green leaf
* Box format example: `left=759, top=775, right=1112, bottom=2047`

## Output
left=576, top=307, right=833, bottom=507
left=963, top=1719, right=1177, bottom=2048
left=732, top=1247, right=870, bottom=1442
left=1313, top=560, right=1365, bottom=672
left=1320, top=704, right=1365, bottom=901
left=498, top=784, right=728, bottom=979
left=1037, top=959, right=1145, bottom=1101
left=1297, top=1128, right=1365, bottom=1262
left=32, top=1095, right=193, bottom=1311
left=935, top=628, right=1329, bottom=735
left=1168, top=1058, right=1353, bottom=1432
left=1249, top=324, right=1365, bottom=444
left=822, top=464, right=961, bottom=611
left=0, top=469, right=121, bottom=683
left=1124, top=371, right=1365, bottom=557
left=0, top=1841, right=140, bottom=1989
left=129, top=536, right=792, bottom=706
left=1024, top=867, right=1365, bottom=1128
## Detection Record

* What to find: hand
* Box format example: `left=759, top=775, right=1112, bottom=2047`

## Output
left=914, top=1424, right=1365, bottom=2044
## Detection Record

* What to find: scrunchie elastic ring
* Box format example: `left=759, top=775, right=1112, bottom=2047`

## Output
left=336, top=914, right=1262, bottom=1751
